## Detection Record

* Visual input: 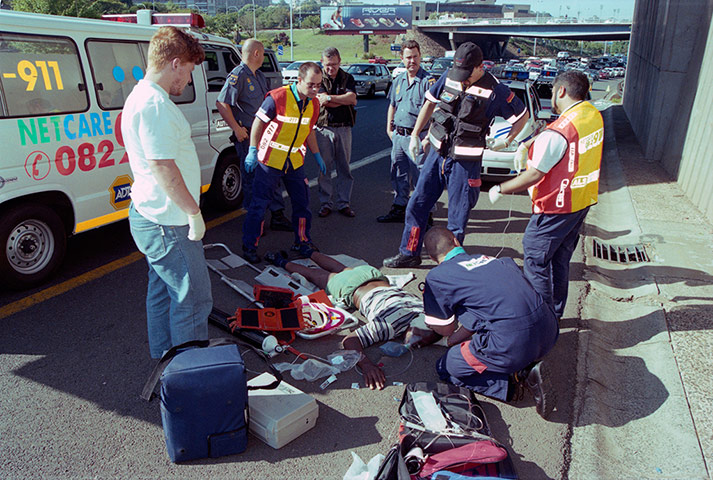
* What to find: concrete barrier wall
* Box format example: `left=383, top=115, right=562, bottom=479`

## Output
left=677, top=17, right=713, bottom=221
left=624, top=0, right=713, bottom=221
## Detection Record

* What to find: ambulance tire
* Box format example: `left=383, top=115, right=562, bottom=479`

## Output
left=208, top=152, right=244, bottom=210
left=0, top=203, right=66, bottom=290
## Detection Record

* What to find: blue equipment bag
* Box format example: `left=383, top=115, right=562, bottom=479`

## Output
left=141, top=338, right=281, bottom=463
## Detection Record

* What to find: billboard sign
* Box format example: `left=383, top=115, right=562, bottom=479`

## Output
left=321, top=5, right=412, bottom=33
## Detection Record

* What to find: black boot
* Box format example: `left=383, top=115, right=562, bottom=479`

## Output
left=377, top=204, right=406, bottom=223
left=270, top=209, right=293, bottom=232
left=383, top=253, right=421, bottom=268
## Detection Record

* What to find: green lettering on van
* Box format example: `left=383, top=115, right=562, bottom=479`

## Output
left=50, top=116, right=62, bottom=142
left=37, top=118, right=50, bottom=143
left=18, top=119, right=37, bottom=146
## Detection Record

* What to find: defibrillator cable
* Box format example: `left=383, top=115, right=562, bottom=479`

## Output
left=493, top=193, right=515, bottom=259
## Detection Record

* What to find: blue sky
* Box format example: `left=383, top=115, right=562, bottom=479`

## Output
left=496, top=0, right=636, bottom=20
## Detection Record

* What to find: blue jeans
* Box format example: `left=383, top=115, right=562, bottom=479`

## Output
left=522, top=207, right=589, bottom=318
left=235, top=138, right=285, bottom=212
left=129, top=205, right=212, bottom=358
left=399, top=150, right=481, bottom=256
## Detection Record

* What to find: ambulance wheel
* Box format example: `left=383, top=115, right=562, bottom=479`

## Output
left=208, top=152, right=244, bottom=210
left=0, top=204, right=66, bottom=290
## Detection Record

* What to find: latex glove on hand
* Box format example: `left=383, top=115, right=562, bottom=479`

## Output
left=488, top=185, right=504, bottom=204
left=314, top=152, right=327, bottom=175
left=513, top=142, right=528, bottom=172
left=408, top=135, right=421, bottom=162
left=244, top=146, right=258, bottom=173
left=490, top=137, right=511, bottom=152
left=187, top=211, right=205, bottom=241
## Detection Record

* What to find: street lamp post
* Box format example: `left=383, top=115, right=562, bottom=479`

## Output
left=252, top=0, right=257, bottom=38
left=290, top=0, right=294, bottom=61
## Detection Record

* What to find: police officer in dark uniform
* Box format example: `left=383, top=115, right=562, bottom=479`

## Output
left=216, top=39, right=291, bottom=231
left=377, top=40, right=435, bottom=223
left=383, top=42, right=530, bottom=268
left=422, top=227, right=559, bottom=418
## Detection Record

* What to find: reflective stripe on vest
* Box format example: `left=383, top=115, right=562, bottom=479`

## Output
left=530, top=101, right=603, bottom=214
left=258, top=86, right=318, bottom=170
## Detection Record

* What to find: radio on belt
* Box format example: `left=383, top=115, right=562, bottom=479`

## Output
left=247, top=373, right=319, bottom=449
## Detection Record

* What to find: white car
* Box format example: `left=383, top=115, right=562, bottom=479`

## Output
left=282, top=60, right=321, bottom=84
left=480, top=80, right=549, bottom=180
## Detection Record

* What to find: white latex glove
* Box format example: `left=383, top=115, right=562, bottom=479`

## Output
left=513, top=142, right=528, bottom=172
left=490, top=137, right=510, bottom=152
left=408, top=135, right=420, bottom=162
left=488, top=185, right=503, bottom=204
left=187, top=211, right=205, bottom=241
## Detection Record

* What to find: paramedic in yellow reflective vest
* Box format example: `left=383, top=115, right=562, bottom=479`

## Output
left=489, top=70, right=603, bottom=319
left=382, top=42, right=529, bottom=269
left=241, top=62, right=327, bottom=264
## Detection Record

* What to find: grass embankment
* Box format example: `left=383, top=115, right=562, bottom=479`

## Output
left=258, top=28, right=401, bottom=63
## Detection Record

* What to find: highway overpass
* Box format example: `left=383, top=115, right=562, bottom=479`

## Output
left=414, top=18, right=632, bottom=57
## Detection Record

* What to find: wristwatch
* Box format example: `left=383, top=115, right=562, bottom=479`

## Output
left=326, top=95, right=332, bottom=102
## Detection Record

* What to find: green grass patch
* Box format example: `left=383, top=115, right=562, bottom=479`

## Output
left=258, top=29, right=402, bottom=63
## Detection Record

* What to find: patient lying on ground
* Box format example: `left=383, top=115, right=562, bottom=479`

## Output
left=264, top=250, right=440, bottom=389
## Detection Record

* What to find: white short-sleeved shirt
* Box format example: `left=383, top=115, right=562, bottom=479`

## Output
left=122, top=79, right=200, bottom=225
left=528, top=130, right=568, bottom=174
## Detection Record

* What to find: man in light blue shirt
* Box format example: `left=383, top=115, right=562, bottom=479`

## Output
left=217, top=39, right=291, bottom=231
left=378, top=40, right=435, bottom=223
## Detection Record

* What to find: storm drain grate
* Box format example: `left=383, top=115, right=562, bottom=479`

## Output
left=592, top=239, right=650, bottom=263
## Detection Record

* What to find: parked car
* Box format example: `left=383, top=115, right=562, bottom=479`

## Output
left=480, top=80, right=550, bottom=180
left=482, top=60, right=495, bottom=71
left=345, top=63, right=392, bottom=96
left=429, top=57, right=453, bottom=80
left=502, top=63, right=529, bottom=81
left=368, top=56, right=388, bottom=64
left=281, top=60, right=321, bottom=84
left=528, top=67, right=542, bottom=81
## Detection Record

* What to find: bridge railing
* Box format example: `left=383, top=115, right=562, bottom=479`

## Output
left=414, top=17, right=630, bottom=26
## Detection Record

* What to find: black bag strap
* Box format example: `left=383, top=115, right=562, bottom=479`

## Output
left=140, top=337, right=282, bottom=402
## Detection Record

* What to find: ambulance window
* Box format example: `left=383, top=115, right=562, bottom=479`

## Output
left=0, top=33, right=88, bottom=118
left=86, top=40, right=147, bottom=110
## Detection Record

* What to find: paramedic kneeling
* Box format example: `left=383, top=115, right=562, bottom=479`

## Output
left=422, top=227, right=559, bottom=418
left=264, top=250, right=429, bottom=390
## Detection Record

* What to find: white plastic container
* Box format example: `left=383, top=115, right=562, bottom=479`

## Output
left=247, top=373, right=319, bottom=449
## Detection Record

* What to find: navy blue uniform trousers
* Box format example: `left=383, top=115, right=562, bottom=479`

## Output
left=242, top=161, right=311, bottom=250
left=399, top=149, right=481, bottom=256
left=523, top=207, right=589, bottom=318
left=235, top=138, right=285, bottom=213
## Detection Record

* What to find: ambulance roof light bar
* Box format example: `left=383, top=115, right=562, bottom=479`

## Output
left=101, top=10, right=205, bottom=28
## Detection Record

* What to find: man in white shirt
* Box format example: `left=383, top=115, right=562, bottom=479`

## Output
left=122, top=26, right=212, bottom=358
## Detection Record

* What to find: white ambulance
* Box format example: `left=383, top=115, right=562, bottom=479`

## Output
left=0, top=9, right=250, bottom=288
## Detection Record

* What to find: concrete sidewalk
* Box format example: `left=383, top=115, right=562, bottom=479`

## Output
left=570, top=105, right=713, bottom=479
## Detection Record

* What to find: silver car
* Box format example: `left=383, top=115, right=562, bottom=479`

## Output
left=345, top=63, right=392, bottom=97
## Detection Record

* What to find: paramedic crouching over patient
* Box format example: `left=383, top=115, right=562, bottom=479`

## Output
left=422, top=227, right=559, bottom=419
left=122, top=27, right=212, bottom=358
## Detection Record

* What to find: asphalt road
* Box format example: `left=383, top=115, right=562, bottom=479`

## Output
left=0, top=79, right=621, bottom=479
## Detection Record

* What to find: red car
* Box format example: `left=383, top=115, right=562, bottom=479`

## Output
left=482, top=60, right=495, bottom=71
left=368, top=56, right=388, bottom=64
